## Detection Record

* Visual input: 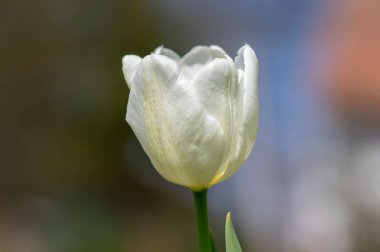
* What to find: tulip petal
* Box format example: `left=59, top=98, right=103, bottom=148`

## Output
left=154, top=46, right=181, bottom=62
left=168, top=88, right=226, bottom=189
left=179, top=58, right=239, bottom=188
left=191, top=58, right=234, bottom=120
left=190, top=57, right=240, bottom=185
left=124, top=44, right=259, bottom=189
left=122, top=55, right=142, bottom=89
left=218, top=44, right=259, bottom=182
left=126, top=54, right=180, bottom=182
left=190, top=56, right=243, bottom=186
left=127, top=54, right=225, bottom=189
left=181, top=45, right=226, bottom=66
left=236, top=45, right=259, bottom=155
left=179, top=46, right=228, bottom=82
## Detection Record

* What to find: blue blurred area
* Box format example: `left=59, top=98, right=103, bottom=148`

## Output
left=1, top=0, right=380, bottom=251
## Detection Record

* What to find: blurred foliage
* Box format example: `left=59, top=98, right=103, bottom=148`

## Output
left=0, top=0, right=164, bottom=196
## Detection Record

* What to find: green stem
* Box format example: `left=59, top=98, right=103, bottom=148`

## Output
left=193, top=189, right=211, bottom=252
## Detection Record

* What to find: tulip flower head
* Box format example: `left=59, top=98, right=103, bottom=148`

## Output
left=122, top=44, right=259, bottom=191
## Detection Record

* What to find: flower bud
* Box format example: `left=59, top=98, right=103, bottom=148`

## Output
left=122, top=44, right=259, bottom=191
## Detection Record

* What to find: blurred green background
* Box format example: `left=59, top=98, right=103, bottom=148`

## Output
left=1, top=0, right=380, bottom=251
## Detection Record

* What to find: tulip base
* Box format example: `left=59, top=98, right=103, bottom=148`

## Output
left=193, top=189, right=212, bottom=252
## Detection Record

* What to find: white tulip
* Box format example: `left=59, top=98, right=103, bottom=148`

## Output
left=122, top=44, right=259, bottom=191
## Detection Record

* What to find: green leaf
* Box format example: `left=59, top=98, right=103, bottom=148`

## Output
left=225, top=212, right=243, bottom=252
